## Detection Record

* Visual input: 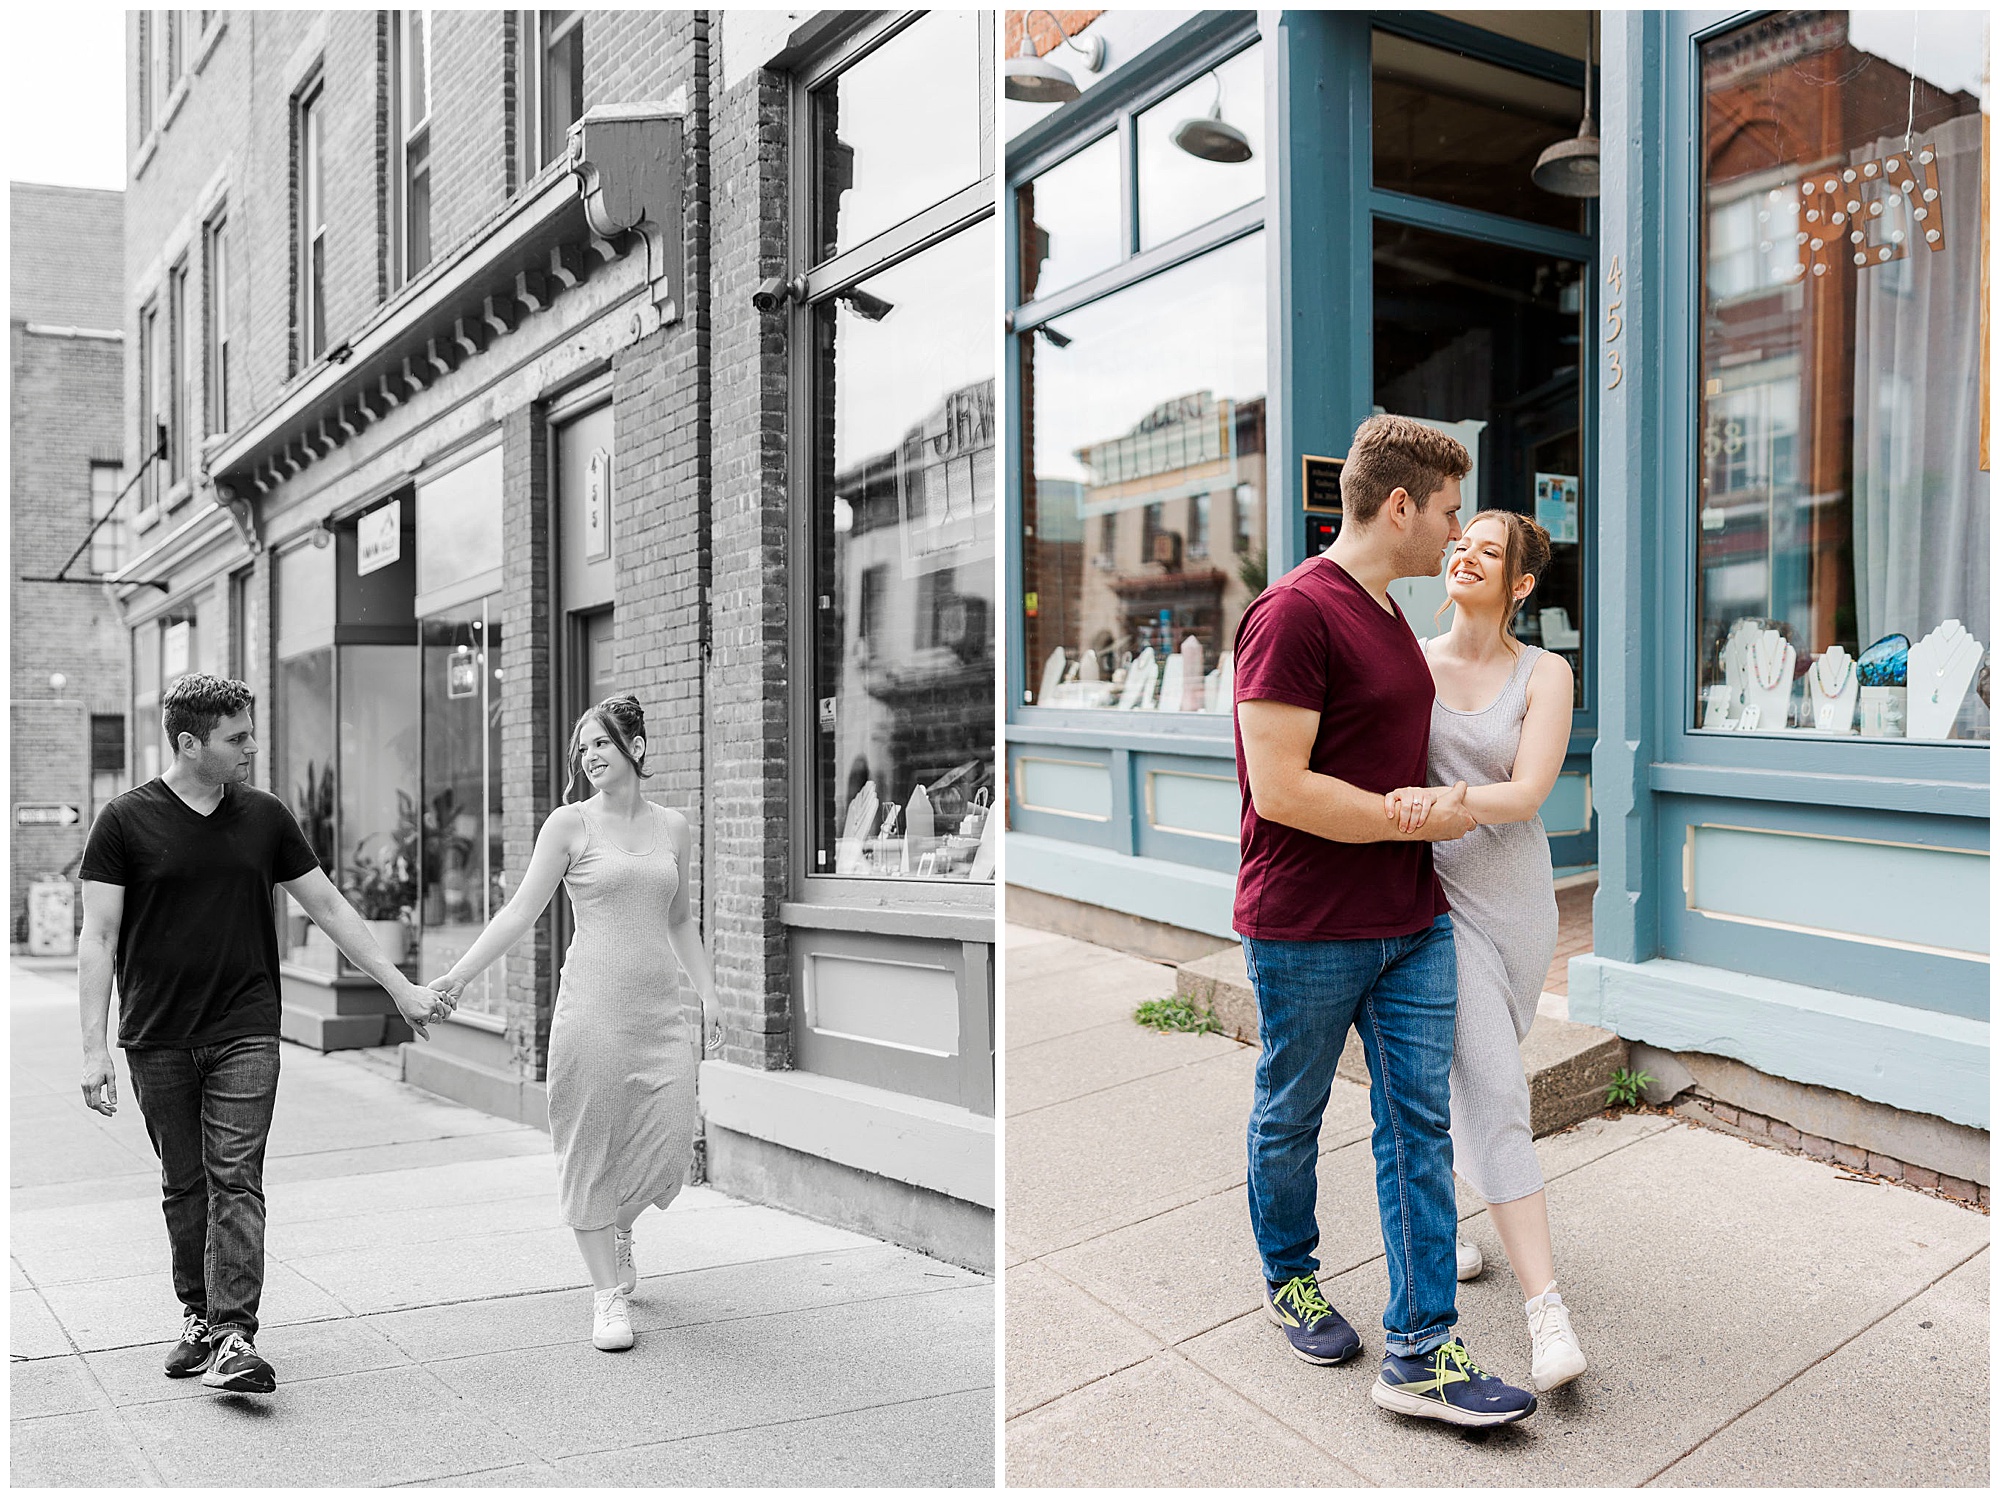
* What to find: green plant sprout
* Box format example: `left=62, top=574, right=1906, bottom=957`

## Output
left=1606, top=1067, right=1655, bottom=1109
left=1135, top=997, right=1222, bottom=1036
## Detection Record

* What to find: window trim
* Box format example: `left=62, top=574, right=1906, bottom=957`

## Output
left=391, top=9, right=433, bottom=288
left=786, top=9, right=998, bottom=912
left=538, top=10, right=585, bottom=173
left=295, top=74, right=328, bottom=371
left=204, top=210, right=230, bottom=436
left=88, top=462, right=128, bottom=577
left=137, top=299, right=161, bottom=516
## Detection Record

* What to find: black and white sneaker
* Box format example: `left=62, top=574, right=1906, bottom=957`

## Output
left=163, top=1313, right=212, bottom=1378
left=201, top=1331, right=276, bottom=1393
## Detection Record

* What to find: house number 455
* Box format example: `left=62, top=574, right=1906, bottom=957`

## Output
left=1603, top=255, right=1624, bottom=390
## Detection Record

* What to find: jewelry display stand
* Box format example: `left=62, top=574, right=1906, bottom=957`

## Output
left=1207, top=650, right=1234, bottom=713
left=1079, top=649, right=1101, bottom=682
left=1117, top=648, right=1157, bottom=711
left=1155, top=654, right=1185, bottom=715
left=1857, top=686, right=1906, bottom=738
left=1805, top=645, right=1859, bottom=733
left=1177, top=637, right=1207, bottom=711
left=1718, top=618, right=1765, bottom=723
left=1905, top=621, right=1984, bottom=740
left=1038, top=648, right=1067, bottom=706
left=1737, top=628, right=1794, bottom=732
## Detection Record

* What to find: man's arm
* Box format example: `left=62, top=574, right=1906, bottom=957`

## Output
left=278, top=867, right=445, bottom=1038
left=1237, top=698, right=1474, bottom=844
left=78, top=881, right=123, bottom=1114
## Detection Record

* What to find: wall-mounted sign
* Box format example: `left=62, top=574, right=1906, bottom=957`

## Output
left=1301, top=454, right=1343, bottom=515
left=162, top=620, right=191, bottom=679
left=15, top=804, right=81, bottom=827
left=357, top=499, right=402, bottom=576
left=447, top=652, right=480, bottom=699
left=1534, top=472, right=1579, bottom=544
left=585, top=448, right=612, bottom=562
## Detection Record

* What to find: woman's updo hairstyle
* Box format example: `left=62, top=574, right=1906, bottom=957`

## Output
left=563, top=694, right=653, bottom=802
left=1462, top=510, right=1554, bottom=638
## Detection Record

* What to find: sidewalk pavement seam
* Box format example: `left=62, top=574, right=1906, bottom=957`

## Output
left=547, top=1380, right=1000, bottom=1468
left=1003, top=1041, right=1253, bottom=1122
left=1154, top=1344, right=1378, bottom=1489
left=1636, top=1241, right=1992, bottom=1488
left=1005, top=1257, right=1170, bottom=1420
left=37, top=1320, right=171, bottom=1487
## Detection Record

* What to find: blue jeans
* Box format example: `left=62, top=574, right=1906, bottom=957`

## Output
left=1244, top=916, right=1459, bottom=1357
left=124, top=1035, right=281, bottom=1341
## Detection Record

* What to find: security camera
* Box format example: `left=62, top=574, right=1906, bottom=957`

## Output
left=753, top=275, right=807, bottom=312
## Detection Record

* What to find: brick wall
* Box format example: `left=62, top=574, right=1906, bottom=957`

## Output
left=706, top=46, right=796, bottom=1069
left=1006, top=9, right=1106, bottom=59
left=11, top=187, right=130, bottom=935
left=500, top=405, right=554, bottom=1079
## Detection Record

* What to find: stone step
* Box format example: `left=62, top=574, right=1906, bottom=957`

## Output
left=1176, top=942, right=1628, bottom=1139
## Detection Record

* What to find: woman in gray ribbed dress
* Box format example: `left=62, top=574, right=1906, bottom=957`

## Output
left=433, top=695, right=719, bottom=1353
left=1385, top=511, right=1586, bottom=1393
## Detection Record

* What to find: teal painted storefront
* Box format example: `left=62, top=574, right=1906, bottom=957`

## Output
left=1006, top=11, right=1988, bottom=1132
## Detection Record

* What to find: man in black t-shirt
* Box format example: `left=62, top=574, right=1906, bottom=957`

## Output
left=79, top=674, right=454, bottom=1394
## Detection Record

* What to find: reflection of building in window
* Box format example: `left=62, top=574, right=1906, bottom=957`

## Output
left=828, top=378, right=996, bottom=872
left=1070, top=390, right=1266, bottom=686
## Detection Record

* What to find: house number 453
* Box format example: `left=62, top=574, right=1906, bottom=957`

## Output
left=1603, top=255, right=1624, bottom=390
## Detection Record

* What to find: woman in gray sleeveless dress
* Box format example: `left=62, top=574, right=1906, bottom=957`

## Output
left=432, top=695, right=719, bottom=1353
left=1385, top=511, right=1586, bottom=1393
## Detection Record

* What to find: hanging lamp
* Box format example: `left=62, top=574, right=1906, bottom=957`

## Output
left=1532, top=12, right=1601, bottom=197
left=1004, top=11, right=1106, bottom=104
left=1171, top=70, right=1254, bottom=163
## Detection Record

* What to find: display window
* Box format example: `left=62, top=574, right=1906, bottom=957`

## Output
left=276, top=648, right=336, bottom=969
left=417, top=599, right=505, bottom=1017
left=1695, top=10, right=1989, bottom=743
left=1019, top=230, right=1268, bottom=716
left=804, top=14, right=997, bottom=886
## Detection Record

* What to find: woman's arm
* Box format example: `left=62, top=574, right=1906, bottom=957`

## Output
left=1461, top=653, right=1575, bottom=825
left=440, top=804, right=585, bottom=990
left=659, top=810, right=721, bottom=1048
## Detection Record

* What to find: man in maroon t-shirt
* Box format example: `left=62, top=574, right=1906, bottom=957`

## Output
left=1232, top=415, right=1537, bottom=1428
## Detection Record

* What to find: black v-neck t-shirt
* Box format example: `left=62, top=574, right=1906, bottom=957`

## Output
left=80, top=779, right=321, bottom=1049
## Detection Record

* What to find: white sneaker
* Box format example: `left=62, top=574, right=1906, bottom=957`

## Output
left=614, top=1228, right=638, bottom=1294
left=1456, top=1237, right=1484, bottom=1281
left=1526, top=1289, right=1587, bottom=1391
left=592, top=1286, right=634, bottom=1352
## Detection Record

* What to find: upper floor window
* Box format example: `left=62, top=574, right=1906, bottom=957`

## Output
left=137, top=300, right=161, bottom=515
left=167, top=259, right=191, bottom=487
left=205, top=212, right=231, bottom=433
left=1693, top=10, right=1990, bottom=744
left=90, top=463, right=128, bottom=575
left=394, top=10, right=433, bottom=284
left=152, top=12, right=173, bottom=120
left=297, top=78, right=327, bottom=365
left=539, top=11, right=585, bottom=171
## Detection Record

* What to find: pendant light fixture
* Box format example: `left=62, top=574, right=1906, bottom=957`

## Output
left=1004, top=11, right=1106, bottom=105
left=1532, top=11, right=1601, bottom=197
left=1171, top=70, right=1254, bottom=164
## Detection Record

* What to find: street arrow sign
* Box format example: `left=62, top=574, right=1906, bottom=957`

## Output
left=16, top=804, right=81, bottom=827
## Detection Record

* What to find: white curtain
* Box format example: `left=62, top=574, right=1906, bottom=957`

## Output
left=1851, top=111, right=1989, bottom=654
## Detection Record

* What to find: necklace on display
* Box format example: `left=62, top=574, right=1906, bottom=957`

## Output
left=1927, top=633, right=1972, bottom=702
left=1813, top=652, right=1853, bottom=698
left=1749, top=633, right=1789, bottom=691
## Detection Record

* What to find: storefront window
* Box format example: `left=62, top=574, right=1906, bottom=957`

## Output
left=418, top=601, right=505, bottom=1016
left=337, top=645, right=421, bottom=946
left=811, top=221, right=996, bottom=881
left=1372, top=30, right=1588, bottom=234
left=132, top=620, right=162, bottom=783
left=1695, top=11, right=1989, bottom=742
left=276, top=649, right=335, bottom=970
left=1020, top=229, right=1267, bottom=714
left=813, top=10, right=983, bottom=261
left=1136, top=41, right=1264, bottom=251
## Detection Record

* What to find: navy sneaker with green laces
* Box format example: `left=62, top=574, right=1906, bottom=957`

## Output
left=1371, top=1338, right=1537, bottom=1427
left=1262, top=1274, right=1361, bottom=1365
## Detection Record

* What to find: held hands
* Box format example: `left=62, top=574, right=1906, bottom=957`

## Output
left=80, top=1052, right=118, bottom=1116
left=390, top=974, right=461, bottom=1041
left=1384, top=781, right=1477, bottom=841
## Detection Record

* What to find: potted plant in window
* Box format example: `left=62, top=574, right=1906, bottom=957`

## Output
left=342, top=838, right=417, bottom=967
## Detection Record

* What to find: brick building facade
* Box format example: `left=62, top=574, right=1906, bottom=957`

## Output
left=112, top=9, right=995, bottom=1269
left=9, top=184, right=129, bottom=942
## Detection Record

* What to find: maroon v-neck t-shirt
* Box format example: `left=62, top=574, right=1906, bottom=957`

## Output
left=1231, top=556, right=1449, bottom=941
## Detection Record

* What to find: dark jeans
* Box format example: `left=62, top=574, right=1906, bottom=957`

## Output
left=124, top=1035, right=280, bottom=1341
left=1243, top=915, right=1461, bottom=1357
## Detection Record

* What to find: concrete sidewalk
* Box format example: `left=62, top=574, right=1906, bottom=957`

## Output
left=1003, top=926, right=1989, bottom=1488
left=10, top=960, right=993, bottom=1487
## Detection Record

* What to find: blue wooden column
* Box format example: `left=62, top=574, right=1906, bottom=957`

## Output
left=1266, top=9, right=1371, bottom=577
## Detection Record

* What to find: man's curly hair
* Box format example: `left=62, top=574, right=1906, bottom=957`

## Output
left=162, top=674, right=254, bottom=753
